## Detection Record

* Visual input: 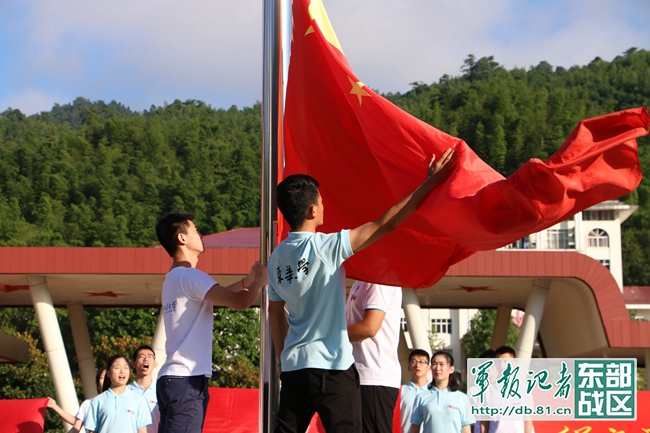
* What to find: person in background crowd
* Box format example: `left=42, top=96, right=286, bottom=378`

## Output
left=128, top=345, right=160, bottom=433
left=410, top=350, right=475, bottom=433
left=346, top=280, right=402, bottom=433
left=480, top=346, right=534, bottom=433
left=85, top=354, right=151, bottom=433
left=400, top=349, right=431, bottom=433
left=47, top=367, right=107, bottom=433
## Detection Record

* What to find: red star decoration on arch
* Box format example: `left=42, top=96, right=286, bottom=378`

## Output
left=450, top=286, right=494, bottom=293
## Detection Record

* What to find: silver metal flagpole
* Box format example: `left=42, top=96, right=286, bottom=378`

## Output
left=261, top=0, right=290, bottom=431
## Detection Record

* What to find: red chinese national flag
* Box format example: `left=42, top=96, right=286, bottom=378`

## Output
left=283, top=0, right=650, bottom=288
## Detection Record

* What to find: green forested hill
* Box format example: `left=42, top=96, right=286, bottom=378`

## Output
left=0, top=98, right=262, bottom=247
left=4, top=51, right=648, bottom=279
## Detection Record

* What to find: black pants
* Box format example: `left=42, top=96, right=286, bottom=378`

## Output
left=157, top=375, right=210, bottom=433
left=360, top=385, right=399, bottom=433
left=275, top=365, right=362, bottom=433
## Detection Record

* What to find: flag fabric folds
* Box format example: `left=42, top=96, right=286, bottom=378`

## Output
left=0, top=398, right=47, bottom=433
left=283, top=0, right=650, bottom=288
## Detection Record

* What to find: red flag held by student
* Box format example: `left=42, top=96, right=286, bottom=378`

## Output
left=283, top=0, right=650, bottom=288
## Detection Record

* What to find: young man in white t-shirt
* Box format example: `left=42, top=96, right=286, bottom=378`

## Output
left=480, top=346, right=535, bottom=433
left=346, top=281, right=402, bottom=433
left=155, top=212, right=267, bottom=433
left=269, top=148, right=455, bottom=433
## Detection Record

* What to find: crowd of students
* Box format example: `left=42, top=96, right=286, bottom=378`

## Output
left=48, top=345, right=159, bottom=433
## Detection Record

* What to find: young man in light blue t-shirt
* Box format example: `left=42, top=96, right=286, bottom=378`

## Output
left=128, top=345, right=159, bottom=433
left=401, top=349, right=431, bottom=433
left=268, top=148, right=455, bottom=433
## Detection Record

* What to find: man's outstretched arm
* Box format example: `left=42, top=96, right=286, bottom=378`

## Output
left=204, top=261, right=268, bottom=310
left=347, top=309, right=385, bottom=342
left=349, top=148, right=456, bottom=252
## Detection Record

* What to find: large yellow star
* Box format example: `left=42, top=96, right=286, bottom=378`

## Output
left=348, top=76, right=370, bottom=106
left=306, top=0, right=343, bottom=54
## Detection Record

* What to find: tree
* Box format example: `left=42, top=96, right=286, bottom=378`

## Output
left=211, top=308, right=260, bottom=388
left=461, top=309, right=519, bottom=359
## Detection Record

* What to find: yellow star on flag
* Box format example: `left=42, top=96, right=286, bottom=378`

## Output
left=348, top=76, right=370, bottom=106
left=307, top=0, right=343, bottom=54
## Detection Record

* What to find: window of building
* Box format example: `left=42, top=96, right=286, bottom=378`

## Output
left=504, top=236, right=532, bottom=249
left=400, top=318, right=408, bottom=333
left=598, top=259, right=610, bottom=269
left=431, top=318, right=452, bottom=334
left=583, top=210, right=615, bottom=220
left=546, top=229, right=574, bottom=249
left=588, top=229, right=609, bottom=247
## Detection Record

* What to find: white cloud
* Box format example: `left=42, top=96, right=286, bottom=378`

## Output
left=0, top=89, right=64, bottom=115
left=2, top=0, right=649, bottom=115
left=10, top=0, right=263, bottom=113
left=324, top=0, right=650, bottom=93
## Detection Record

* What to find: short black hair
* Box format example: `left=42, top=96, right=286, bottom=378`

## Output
left=132, top=345, right=155, bottom=362
left=276, top=174, right=320, bottom=230
left=408, top=348, right=430, bottom=363
left=494, top=345, right=516, bottom=357
left=155, top=212, right=195, bottom=257
left=479, top=348, right=496, bottom=358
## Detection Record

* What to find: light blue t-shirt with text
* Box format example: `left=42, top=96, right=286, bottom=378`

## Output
left=268, top=230, right=354, bottom=371
left=85, top=387, right=152, bottom=433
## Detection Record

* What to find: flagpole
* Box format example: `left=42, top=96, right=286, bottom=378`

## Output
left=261, top=0, right=289, bottom=431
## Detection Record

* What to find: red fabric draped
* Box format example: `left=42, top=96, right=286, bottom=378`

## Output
left=283, top=0, right=649, bottom=288
left=203, top=388, right=258, bottom=433
left=0, top=398, right=46, bottom=433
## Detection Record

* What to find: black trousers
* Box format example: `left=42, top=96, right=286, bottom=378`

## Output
left=360, top=385, right=399, bottom=433
left=275, top=365, right=362, bottom=433
left=157, top=375, right=210, bottom=433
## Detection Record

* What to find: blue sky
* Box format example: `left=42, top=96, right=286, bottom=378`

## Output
left=1, top=0, right=648, bottom=115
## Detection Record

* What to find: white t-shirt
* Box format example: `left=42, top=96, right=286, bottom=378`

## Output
left=75, top=398, right=92, bottom=422
left=158, top=267, right=216, bottom=377
left=488, top=420, right=528, bottom=433
left=345, top=281, right=402, bottom=388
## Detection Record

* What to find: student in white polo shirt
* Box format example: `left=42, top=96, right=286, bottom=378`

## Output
left=346, top=281, right=402, bottom=433
left=155, top=212, right=268, bottom=433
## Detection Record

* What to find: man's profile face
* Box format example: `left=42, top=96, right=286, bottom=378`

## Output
left=314, top=193, right=325, bottom=227
left=182, top=220, right=205, bottom=253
